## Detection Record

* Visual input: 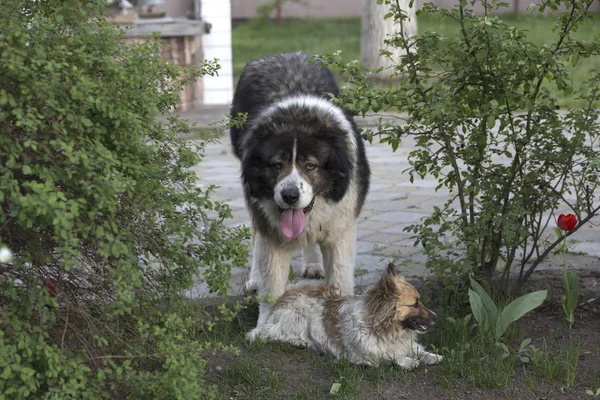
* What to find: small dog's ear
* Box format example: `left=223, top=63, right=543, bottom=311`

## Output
left=386, top=263, right=399, bottom=276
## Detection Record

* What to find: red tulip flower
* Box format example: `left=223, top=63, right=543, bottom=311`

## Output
left=557, top=213, right=577, bottom=231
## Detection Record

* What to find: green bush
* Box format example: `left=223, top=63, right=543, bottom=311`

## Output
left=0, top=1, right=249, bottom=398
left=317, top=0, right=600, bottom=290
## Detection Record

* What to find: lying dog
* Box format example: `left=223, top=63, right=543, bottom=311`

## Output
left=247, top=263, right=443, bottom=369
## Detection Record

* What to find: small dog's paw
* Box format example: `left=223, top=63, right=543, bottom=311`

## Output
left=288, top=339, right=309, bottom=348
left=245, top=329, right=259, bottom=343
left=301, top=263, right=325, bottom=279
left=423, top=353, right=443, bottom=365
left=398, top=357, right=420, bottom=370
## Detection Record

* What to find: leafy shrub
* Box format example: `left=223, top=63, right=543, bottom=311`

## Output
left=316, top=0, right=600, bottom=290
left=0, top=1, right=249, bottom=398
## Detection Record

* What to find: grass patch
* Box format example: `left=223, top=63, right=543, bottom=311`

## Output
left=420, top=288, right=585, bottom=393
left=328, top=358, right=365, bottom=398
left=425, top=312, right=520, bottom=390
left=289, top=383, right=324, bottom=400
left=527, top=339, right=581, bottom=388
left=232, top=13, right=600, bottom=107
left=194, top=300, right=259, bottom=347
left=216, top=355, right=286, bottom=399
left=232, top=18, right=361, bottom=79
left=197, top=293, right=595, bottom=398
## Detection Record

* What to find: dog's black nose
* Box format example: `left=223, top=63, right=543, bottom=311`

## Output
left=281, top=187, right=300, bottom=205
left=430, top=311, right=438, bottom=324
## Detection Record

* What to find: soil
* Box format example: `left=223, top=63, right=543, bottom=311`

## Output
left=205, top=300, right=600, bottom=400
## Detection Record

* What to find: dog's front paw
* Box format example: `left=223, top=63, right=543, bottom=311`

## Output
left=422, top=352, right=443, bottom=365
left=397, top=357, right=420, bottom=370
left=301, top=263, right=325, bottom=279
left=245, top=329, right=260, bottom=343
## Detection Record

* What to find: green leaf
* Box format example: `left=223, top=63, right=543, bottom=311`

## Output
left=469, top=278, right=499, bottom=330
left=561, top=270, right=579, bottom=328
left=495, top=290, right=547, bottom=340
left=519, top=338, right=532, bottom=351
left=563, top=270, right=579, bottom=310
left=570, top=54, right=580, bottom=67
left=330, top=382, right=341, bottom=395
left=468, top=289, right=487, bottom=331
left=476, top=49, right=487, bottom=62
left=495, top=342, right=510, bottom=359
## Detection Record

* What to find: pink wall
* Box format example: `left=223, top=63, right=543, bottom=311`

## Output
left=157, top=0, right=599, bottom=19
left=231, top=0, right=363, bottom=19
left=153, top=0, right=193, bottom=17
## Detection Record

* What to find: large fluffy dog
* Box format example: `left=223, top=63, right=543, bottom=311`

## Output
left=247, top=263, right=443, bottom=368
left=230, top=52, right=370, bottom=326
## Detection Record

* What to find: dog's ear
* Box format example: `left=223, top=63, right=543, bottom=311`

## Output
left=325, top=143, right=351, bottom=202
left=386, top=263, right=399, bottom=276
left=378, top=272, right=399, bottom=301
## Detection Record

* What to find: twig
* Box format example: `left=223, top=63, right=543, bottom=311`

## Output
left=59, top=304, right=69, bottom=364
left=75, top=352, right=173, bottom=364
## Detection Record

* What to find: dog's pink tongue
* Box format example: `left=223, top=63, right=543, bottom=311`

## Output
left=280, top=208, right=305, bottom=238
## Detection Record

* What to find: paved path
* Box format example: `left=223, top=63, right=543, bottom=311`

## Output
left=183, top=107, right=600, bottom=298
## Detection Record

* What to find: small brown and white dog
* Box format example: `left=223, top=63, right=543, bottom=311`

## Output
left=246, top=263, right=443, bottom=369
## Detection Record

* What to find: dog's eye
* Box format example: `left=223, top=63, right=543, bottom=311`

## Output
left=271, top=162, right=283, bottom=170
left=305, top=162, right=316, bottom=171
left=413, top=300, right=419, bottom=308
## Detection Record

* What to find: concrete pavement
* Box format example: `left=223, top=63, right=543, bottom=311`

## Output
left=182, top=107, right=600, bottom=300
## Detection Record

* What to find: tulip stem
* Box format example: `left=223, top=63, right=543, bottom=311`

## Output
left=562, top=232, right=567, bottom=271
left=561, top=231, right=577, bottom=330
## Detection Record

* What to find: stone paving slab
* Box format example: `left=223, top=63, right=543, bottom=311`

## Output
left=184, top=109, right=600, bottom=298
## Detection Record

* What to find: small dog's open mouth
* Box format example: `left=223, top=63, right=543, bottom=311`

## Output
left=403, top=319, right=430, bottom=332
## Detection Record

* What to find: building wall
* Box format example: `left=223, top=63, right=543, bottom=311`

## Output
left=157, top=0, right=599, bottom=19
left=231, top=0, right=362, bottom=19
left=230, top=0, right=599, bottom=19
left=152, top=0, right=193, bottom=17
left=148, top=0, right=233, bottom=105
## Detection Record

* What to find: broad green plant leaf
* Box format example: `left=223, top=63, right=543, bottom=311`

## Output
left=561, top=270, right=580, bottom=328
left=469, top=278, right=499, bottom=333
left=468, top=289, right=487, bottom=331
left=495, top=290, right=547, bottom=341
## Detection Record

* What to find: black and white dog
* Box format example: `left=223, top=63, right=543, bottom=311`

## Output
left=230, top=52, right=370, bottom=326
